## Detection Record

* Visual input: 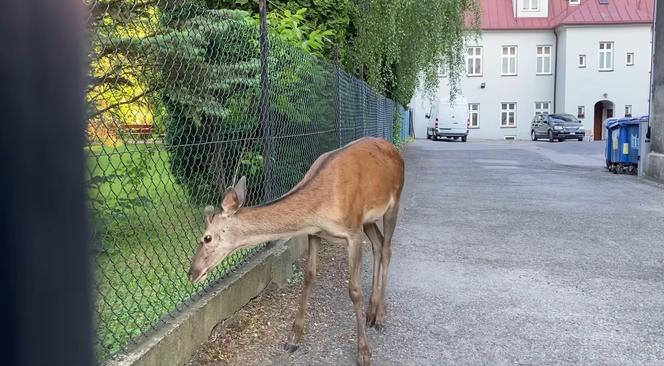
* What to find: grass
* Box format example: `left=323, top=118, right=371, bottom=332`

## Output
left=88, top=143, right=255, bottom=361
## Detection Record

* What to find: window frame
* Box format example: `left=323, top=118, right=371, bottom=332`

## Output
left=438, top=64, right=447, bottom=78
left=578, top=54, right=587, bottom=68
left=625, top=105, right=633, bottom=118
left=599, top=41, right=614, bottom=71
left=501, top=102, right=517, bottom=128
left=578, top=106, right=586, bottom=119
left=466, top=46, right=483, bottom=77
left=535, top=101, right=551, bottom=116
left=523, top=0, right=539, bottom=11
left=468, top=103, right=480, bottom=129
left=501, top=45, right=518, bottom=76
left=536, top=45, right=553, bottom=75
left=626, top=52, right=634, bottom=66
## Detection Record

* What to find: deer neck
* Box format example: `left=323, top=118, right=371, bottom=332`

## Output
left=233, top=195, right=317, bottom=248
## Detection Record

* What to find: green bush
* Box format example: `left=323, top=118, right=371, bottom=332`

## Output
left=157, top=4, right=339, bottom=204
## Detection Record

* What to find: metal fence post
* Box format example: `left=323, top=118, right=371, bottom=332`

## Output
left=259, top=0, right=273, bottom=200
left=333, top=44, right=342, bottom=147
left=360, top=68, right=366, bottom=139
left=381, top=99, right=385, bottom=140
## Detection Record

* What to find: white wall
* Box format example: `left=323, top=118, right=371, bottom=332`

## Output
left=410, top=30, right=556, bottom=139
left=558, top=24, right=653, bottom=137
left=409, top=24, right=653, bottom=140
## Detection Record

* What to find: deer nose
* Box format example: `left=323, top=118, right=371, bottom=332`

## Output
left=187, top=267, right=197, bottom=282
left=188, top=265, right=208, bottom=283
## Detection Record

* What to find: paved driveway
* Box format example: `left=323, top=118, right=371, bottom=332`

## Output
left=192, top=139, right=664, bottom=366
left=369, top=139, right=664, bottom=365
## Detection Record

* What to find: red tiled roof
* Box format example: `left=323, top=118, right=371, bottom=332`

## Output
left=475, top=0, right=654, bottom=30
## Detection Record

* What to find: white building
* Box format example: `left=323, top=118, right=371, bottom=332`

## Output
left=410, top=0, right=655, bottom=140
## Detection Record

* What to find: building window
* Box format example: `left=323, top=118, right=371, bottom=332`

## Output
left=466, top=47, right=482, bottom=76
left=627, top=52, right=634, bottom=66
left=599, top=42, right=614, bottom=71
left=535, top=102, right=551, bottom=115
left=438, top=64, right=447, bottom=77
left=468, top=103, right=480, bottom=128
left=625, top=105, right=633, bottom=117
left=570, top=0, right=580, bottom=4
left=578, top=54, right=587, bottom=68
left=501, top=103, right=516, bottom=127
left=523, top=0, right=539, bottom=11
left=537, top=45, right=552, bottom=74
left=578, top=106, right=586, bottom=119
left=501, top=46, right=518, bottom=76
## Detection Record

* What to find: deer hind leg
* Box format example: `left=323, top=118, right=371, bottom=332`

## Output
left=284, top=235, right=320, bottom=353
left=347, top=233, right=372, bottom=366
left=363, top=222, right=384, bottom=329
left=375, top=202, right=399, bottom=329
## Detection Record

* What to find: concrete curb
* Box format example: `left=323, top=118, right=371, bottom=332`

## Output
left=105, top=236, right=308, bottom=366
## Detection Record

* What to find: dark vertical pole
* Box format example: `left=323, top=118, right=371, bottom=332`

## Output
left=259, top=0, right=273, bottom=200
left=360, top=66, right=366, bottom=139
left=386, top=100, right=391, bottom=141
left=646, top=0, right=664, bottom=180
left=385, top=101, right=389, bottom=140
left=333, top=44, right=342, bottom=147
left=378, top=98, right=382, bottom=139
left=0, top=0, right=93, bottom=365
left=409, top=107, right=415, bottom=138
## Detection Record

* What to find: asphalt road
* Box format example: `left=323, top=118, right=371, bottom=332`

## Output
left=194, top=139, right=664, bottom=366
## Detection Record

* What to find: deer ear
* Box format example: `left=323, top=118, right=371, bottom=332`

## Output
left=221, top=176, right=247, bottom=216
left=204, top=205, right=216, bottom=224
left=234, top=176, right=247, bottom=207
left=221, top=188, right=240, bottom=216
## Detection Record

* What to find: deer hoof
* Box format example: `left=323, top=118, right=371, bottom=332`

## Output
left=365, top=314, right=376, bottom=327
left=283, top=342, right=299, bottom=353
left=373, top=324, right=384, bottom=332
left=356, top=350, right=372, bottom=366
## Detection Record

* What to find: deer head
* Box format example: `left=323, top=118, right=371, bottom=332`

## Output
left=188, top=176, right=247, bottom=283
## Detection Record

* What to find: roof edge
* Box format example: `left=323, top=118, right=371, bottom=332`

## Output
left=480, top=20, right=653, bottom=31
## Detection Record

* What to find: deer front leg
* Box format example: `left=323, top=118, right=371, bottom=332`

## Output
left=348, top=234, right=372, bottom=366
left=284, top=235, right=320, bottom=353
left=363, top=223, right=383, bottom=329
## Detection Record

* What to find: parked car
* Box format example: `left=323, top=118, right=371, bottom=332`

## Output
left=426, top=97, right=469, bottom=142
left=531, top=113, right=585, bottom=142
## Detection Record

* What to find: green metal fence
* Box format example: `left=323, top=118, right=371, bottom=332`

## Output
left=86, top=0, right=400, bottom=362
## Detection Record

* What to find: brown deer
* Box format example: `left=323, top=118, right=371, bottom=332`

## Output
left=188, top=137, right=404, bottom=366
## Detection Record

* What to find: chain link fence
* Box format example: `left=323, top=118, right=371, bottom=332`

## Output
left=86, top=0, right=401, bottom=362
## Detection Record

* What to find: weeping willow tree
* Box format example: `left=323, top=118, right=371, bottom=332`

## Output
left=347, top=0, right=480, bottom=105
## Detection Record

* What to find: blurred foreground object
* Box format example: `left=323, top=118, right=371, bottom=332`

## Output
left=0, top=0, right=93, bottom=365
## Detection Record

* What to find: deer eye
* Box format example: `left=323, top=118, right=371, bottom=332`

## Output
left=203, top=235, right=212, bottom=244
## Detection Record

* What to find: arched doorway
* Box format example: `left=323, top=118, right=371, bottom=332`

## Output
left=593, top=100, right=614, bottom=140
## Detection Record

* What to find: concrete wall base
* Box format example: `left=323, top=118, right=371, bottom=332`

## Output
left=104, top=236, right=308, bottom=366
left=646, top=152, right=664, bottom=182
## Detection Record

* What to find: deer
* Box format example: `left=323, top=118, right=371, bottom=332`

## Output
left=187, top=136, right=404, bottom=366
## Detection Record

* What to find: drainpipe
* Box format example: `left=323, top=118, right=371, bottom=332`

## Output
left=553, top=28, right=559, bottom=112
left=648, top=3, right=657, bottom=133
left=640, top=1, right=657, bottom=176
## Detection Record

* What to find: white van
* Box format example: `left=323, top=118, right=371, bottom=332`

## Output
left=425, top=97, right=469, bottom=142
